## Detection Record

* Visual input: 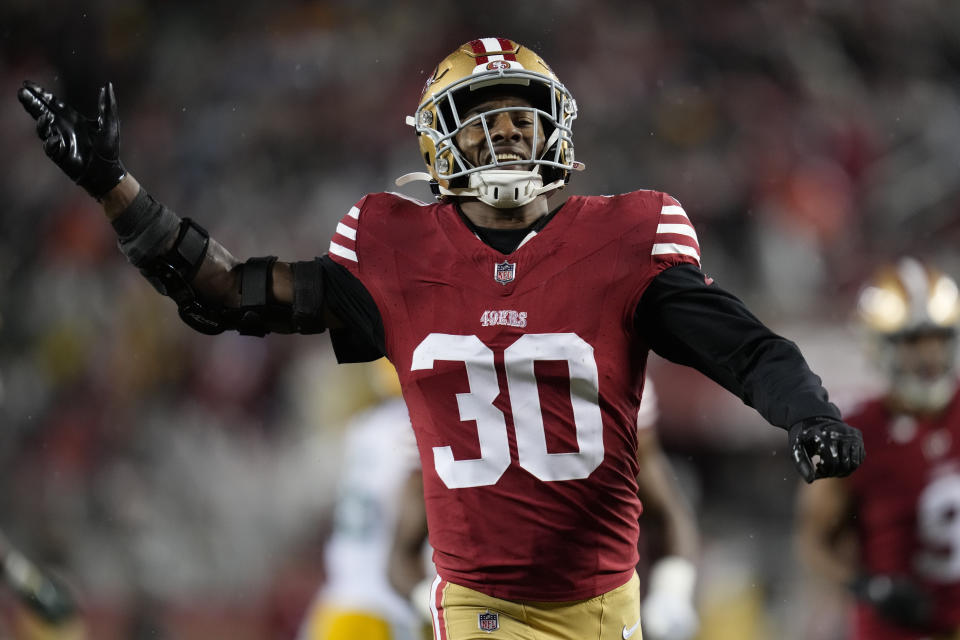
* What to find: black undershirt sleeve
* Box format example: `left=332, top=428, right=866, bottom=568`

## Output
left=635, top=263, right=841, bottom=429
left=317, top=255, right=386, bottom=363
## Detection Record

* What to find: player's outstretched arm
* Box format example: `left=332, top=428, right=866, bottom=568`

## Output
left=17, top=80, right=331, bottom=336
left=636, top=264, right=864, bottom=483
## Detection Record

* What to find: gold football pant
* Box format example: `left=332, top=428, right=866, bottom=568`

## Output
left=428, top=572, right=641, bottom=640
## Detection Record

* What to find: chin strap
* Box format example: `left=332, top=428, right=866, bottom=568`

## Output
left=466, top=169, right=550, bottom=208
left=395, top=171, right=433, bottom=187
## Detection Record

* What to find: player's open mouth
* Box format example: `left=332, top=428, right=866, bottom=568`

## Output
left=488, top=152, right=528, bottom=169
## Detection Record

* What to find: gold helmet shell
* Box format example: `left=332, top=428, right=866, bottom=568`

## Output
left=405, top=37, right=580, bottom=201
left=857, top=257, right=960, bottom=336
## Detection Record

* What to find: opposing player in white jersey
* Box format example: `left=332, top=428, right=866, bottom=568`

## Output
left=634, top=380, right=700, bottom=640
left=297, top=361, right=423, bottom=640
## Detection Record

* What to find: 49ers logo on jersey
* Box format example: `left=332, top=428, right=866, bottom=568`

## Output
left=481, top=310, right=527, bottom=328
left=494, top=260, right=516, bottom=284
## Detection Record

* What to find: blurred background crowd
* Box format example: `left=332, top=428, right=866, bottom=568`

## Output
left=1, top=0, right=959, bottom=637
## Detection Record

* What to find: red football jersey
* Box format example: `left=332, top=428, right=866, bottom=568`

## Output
left=328, top=190, right=699, bottom=601
left=846, top=389, right=960, bottom=638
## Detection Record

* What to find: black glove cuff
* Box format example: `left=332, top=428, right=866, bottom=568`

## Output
left=82, top=160, right=127, bottom=200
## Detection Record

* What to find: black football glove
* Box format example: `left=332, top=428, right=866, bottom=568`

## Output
left=17, top=80, right=126, bottom=199
left=851, top=573, right=934, bottom=631
left=789, top=416, right=864, bottom=483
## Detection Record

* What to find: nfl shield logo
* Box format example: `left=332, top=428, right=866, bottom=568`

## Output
left=494, top=260, right=516, bottom=285
left=478, top=611, right=500, bottom=632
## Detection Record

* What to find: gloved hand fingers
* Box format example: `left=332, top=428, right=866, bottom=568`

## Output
left=852, top=437, right=865, bottom=467
left=832, top=440, right=850, bottom=477
left=18, top=83, right=52, bottom=120
left=845, top=435, right=866, bottom=474
left=792, top=438, right=816, bottom=483
left=97, top=83, right=117, bottom=127
left=42, top=129, right=64, bottom=156
left=22, top=80, right=62, bottom=110
left=35, top=110, right=54, bottom=137
left=815, top=440, right=839, bottom=479
left=25, top=81, right=62, bottom=111
left=97, top=82, right=120, bottom=149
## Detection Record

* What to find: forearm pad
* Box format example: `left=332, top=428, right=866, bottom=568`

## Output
left=161, top=251, right=305, bottom=337
left=112, top=189, right=326, bottom=336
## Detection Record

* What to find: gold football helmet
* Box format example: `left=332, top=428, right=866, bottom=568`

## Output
left=396, top=37, right=582, bottom=208
left=856, top=257, right=960, bottom=412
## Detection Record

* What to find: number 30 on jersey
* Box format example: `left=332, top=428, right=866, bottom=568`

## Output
left=411, top=332, right=605, bottom=489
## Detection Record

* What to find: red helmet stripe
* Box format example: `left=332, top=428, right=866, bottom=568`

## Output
left=497, top=37, right=518, bottom=61
left=468, top=39, right=489, bottom=65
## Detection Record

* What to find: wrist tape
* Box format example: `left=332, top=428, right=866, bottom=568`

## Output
left=111, top=187, right=181, bottom=267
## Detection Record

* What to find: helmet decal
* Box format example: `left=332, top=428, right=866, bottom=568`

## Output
left=467, top=38, right=520, bottom=63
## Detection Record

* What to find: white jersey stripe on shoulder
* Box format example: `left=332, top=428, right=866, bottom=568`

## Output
left=336, top=222, right=357, bottom=241
left=347, top=206, right=360, bottom=220
left=660, top=204, right=688, bottom=219
left=387, top=191, right=431, bottom=206
left=329, top=241, right=358, bottom=263
left=656, top=223, right=698, bottom=240
left=652, top=242, right=701, bottom=263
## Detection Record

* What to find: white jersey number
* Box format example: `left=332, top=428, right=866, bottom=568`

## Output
left=916, top=472, right=960, bottom=582
left=411, top=333, right=604, bottom=488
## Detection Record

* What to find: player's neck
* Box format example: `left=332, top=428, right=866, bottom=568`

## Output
left=457, top=195, right=549, bottom=230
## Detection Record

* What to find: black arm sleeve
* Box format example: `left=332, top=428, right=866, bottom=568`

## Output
left=635, top=264, right=840, bottom=429
left=318, top=255, right=386, bottom=363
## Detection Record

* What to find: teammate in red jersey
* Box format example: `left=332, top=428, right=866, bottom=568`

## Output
left=18, top=37, right=863, bottom=639
left=797, top=258, right=960, bottom=640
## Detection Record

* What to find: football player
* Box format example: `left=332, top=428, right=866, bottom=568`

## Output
left=18, top=37, right=863, bottom=639
left=297, top=359, right=425, bottom=640
left=796, top=258, right=960, bottom=640
left=387, top=379, right=700, bottom=640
